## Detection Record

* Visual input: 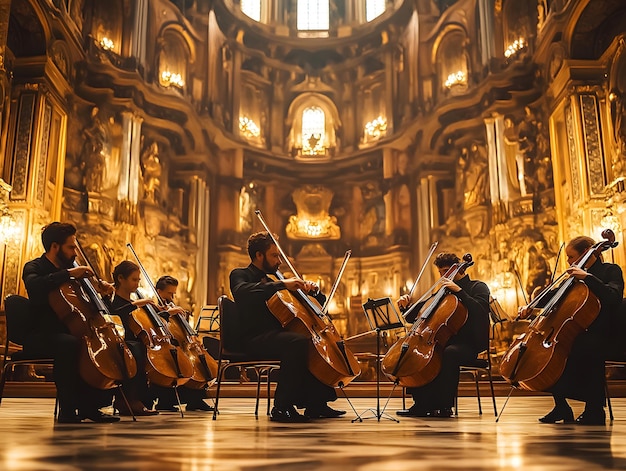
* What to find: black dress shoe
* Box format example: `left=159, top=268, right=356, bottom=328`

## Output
left=305, top=404, right=346, bottom=418
left=575, top=409, right=606, bottom=426
left=538, top=405, right=574, bottom=424
left=156, top=404, right=178, bottom=412
left=80, top=410, right=121, bottom=423
left=270, top=406, right=310, bottom=423
left=57, top=414, right=83, bottom=424
left=430, top=408, right=454, bottom=418
left=396, top=405, right=429, bottom=417
left=186, top=401, right=214, bottom=412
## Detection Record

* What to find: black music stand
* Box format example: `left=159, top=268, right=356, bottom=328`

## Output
left=353, top=297, right=405, bottom=422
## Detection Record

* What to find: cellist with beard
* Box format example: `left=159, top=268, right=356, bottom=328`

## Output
left=21, top=222, right=120, bottom=423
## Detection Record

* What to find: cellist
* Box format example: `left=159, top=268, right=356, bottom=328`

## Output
left=229, top=231, right=345, bottom=423
left=105, top=260, right=160, bottom=416
left=396, top=252, right=490, bottom=418
left=21, top=222, right=120, bottom=423
left=152, top=275, right=214, bottom=412
left=518, top=236, right=623, bottom=425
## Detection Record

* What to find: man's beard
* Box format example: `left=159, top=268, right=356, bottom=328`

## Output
left=262, top=258, right=279, bottom=274
left=57, top=252, right=76, bottom=269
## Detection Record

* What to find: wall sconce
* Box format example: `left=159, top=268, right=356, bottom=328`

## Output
left=504, top=38, right=526, bottom=59
left=0, top=179, right=21, bottom=245
left=239, top=116, right=261, bottom=139
left=364, top=116, right=387, bottom=142
left=99, top=37, right=115, bottom=51
left=444, top=71, right=467, bottom=89
left=161, top=70, right=185, bottom=89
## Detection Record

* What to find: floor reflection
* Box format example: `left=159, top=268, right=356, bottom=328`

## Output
left=1, top=396, right=626, bottom=470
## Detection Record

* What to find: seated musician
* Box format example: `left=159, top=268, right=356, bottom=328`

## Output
left=152, top=275, right=213, bottom=412
left=21, top=222, right=119, bottom=423
left=396, top=252, right=490, bottom=418
left=105, top=261, right=160, bottom=416
left=519, top=236, right=624, bottom=425
left=229, top=231, right=345, bottom=423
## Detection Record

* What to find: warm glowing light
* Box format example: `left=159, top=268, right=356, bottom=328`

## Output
left=161, top=70, right=185, bottom=88
left=0, top=179, right=21, bottom=245
left=239, top=116, right=261, bottom=139
left=364, top=116, right=387, bottom=142
left=504, top=38, right=526, bottom=59
left=100, top=37, right=115, bottom=51
left=444, top=71, right=467, bottom=88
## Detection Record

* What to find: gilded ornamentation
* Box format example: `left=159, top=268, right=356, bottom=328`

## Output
left=518, top=107, right=553, bottom=198
left=286, top=185, right=340, bottom=240
left=579, top=94, right=606, bottom=196
left=35, top=103, right=52, bottom=204
left=565, top=104, right=581, bottom=203
left=11, top=93, right=36, bottom=200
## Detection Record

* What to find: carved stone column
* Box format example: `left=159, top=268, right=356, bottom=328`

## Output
left=189, top=176, right=210, bottom=308
left=0, top=0, right=11, bottom=176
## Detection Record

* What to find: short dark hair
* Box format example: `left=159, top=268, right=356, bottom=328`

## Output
left=41, top=222, right=76, bottom=252
left=112, top=260, right=140, bottom=288
left=246, top=231, right=276, bottom=261
left=434, top=252, right=460, bottom=268
left=156, top=275, right=178, bottom=291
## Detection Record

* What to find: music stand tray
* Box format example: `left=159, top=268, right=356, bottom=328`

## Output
left=353, top=297, right=405, bottom=423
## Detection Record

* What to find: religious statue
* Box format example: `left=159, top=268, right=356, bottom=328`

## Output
left=610, top=87, right=626, bottom=177
left=141, top=142, right=162, bottom=204
left=360, top=181, right=386, bottom=244
left=81, top=107, right=106, bottom=193
left=461, top=142, right=489, bottom=207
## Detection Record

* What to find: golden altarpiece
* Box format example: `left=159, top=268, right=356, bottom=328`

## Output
left=1, top=0, right=626, bottom=377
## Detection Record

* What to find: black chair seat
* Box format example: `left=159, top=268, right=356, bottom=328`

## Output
left=212, top=296, right=281, bottom=420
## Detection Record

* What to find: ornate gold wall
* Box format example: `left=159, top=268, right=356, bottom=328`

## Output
left=0, top=0, right=625, bottom=344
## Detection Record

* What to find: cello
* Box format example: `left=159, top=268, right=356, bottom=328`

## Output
left=49, top=243, right=137, bottom=390
left=381, top=254, right=474, bottom=388
left=123, top=244, right=194, bottom=389
left=255, top=210, right=361, bottom=388
left=500, top=229, right=619, bottom=391
left=127, top=246, right=218, bottom=389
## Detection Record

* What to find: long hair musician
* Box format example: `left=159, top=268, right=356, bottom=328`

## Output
left=517, top=236, right=624, bottom=425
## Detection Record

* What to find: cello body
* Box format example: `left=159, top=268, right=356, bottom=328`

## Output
left=381, top=293, right=468, bottom=388
left=499, top=281, right=600, bottom=391
left=166, top=311, right=218, bottom=389
left=49, top=278, right=137, bottom=390
left=127, top=303, right=194, bottom=388
left=266, top=288, right=361, bottom=388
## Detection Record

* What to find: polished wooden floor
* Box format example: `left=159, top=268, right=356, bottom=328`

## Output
left=1, top=396, right=626, bottom=470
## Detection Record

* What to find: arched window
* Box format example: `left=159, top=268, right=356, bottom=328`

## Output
left=302, top=107, right=326, bottom=155
left=366, top=0, right=386, bottom=22
left=158, top=30, right=188, bottom=91
left=241, top=0, right=261, bottom=21
left=297, top=0, right=329, bottom=31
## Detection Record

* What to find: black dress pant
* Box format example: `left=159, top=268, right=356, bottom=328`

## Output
left=122, top=340, right=151, bottom=407
left=549, top=334, right=606, bottom=409
left=244, top=330, right=336, bottom=409
left=406, top=343, right=477, bottom=410
left=24, top=333, right=112, bottom=415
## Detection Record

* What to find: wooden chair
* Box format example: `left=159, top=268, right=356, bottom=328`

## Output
left=212, top=295, right=280, bottom=420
